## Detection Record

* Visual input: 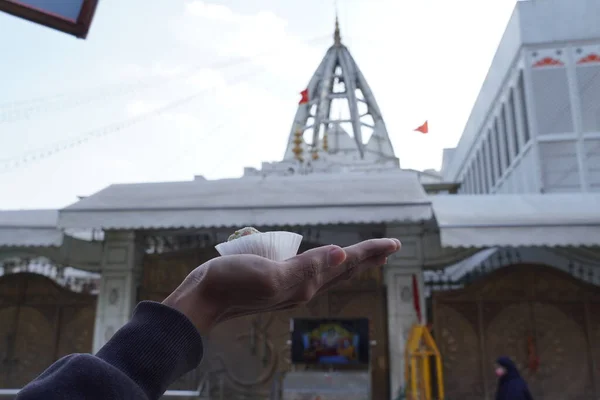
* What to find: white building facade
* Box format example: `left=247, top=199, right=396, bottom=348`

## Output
left=3, top=6, right=600, bottom=400
left=443, top=0, right=600, bottom=194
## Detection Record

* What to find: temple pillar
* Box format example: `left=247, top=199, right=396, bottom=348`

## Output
left=384, top=225, right=427, bottom=400
left=92, top=231, right=143, bottom=353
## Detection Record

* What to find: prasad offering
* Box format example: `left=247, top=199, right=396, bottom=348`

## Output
left=215, top=226, right=303, bottom=261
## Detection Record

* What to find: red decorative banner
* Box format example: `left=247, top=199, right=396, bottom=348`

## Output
left=412, top=274, right=422, bottom=323
left=578, top=53, right=600, bottom=64
left=527, top=335, right=540, bottom=373
left=533, top=57, right=564, bottom=68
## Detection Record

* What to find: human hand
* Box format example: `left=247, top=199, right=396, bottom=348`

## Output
left=162, top=238, right=401, bottom=335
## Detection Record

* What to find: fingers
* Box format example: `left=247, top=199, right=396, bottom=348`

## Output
left=275, top=239, right=400, bottom=303
left=275, top=245, right=346, bottom=300
left=316, top=238, right=401, bottom=292
left=279, top=245, right=346, bottom=284
left=317, top=253, right=389, bottom=294
left=344, top=238, right=401, bottom=263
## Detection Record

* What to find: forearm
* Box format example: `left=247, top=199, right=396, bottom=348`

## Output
left=17, top=301, right=204, bottom=400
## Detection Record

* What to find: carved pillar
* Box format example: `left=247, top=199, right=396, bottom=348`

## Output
left=384, top=225, right=427, bottom=400
left=92, top=231, right=143, bottom=353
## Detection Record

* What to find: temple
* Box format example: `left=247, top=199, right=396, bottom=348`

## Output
left=2, top=2, right=600, bottom=399
left=245, top=17, right=398, bottom=178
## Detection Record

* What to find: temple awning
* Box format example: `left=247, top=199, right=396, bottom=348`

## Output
left=59, top=172, right=433, bottom=229
left=431, top=194, right=600, bottom=248
left=0, top=210, right=63, bottom=247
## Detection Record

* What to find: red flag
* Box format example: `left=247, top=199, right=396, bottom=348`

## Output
left=299, top=89, right=309, bottom=105
left=412, top=274, right=422, bottom=323
left=414, top=121, right=428, bottom=134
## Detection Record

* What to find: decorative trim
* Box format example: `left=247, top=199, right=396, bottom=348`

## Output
left=108, top=288, right=119, bottom=305
left=577, top=53, right=600, bottom=64
left=400, top=286, right=412, bottom=303
left=532, top=57, right=564, bottom=68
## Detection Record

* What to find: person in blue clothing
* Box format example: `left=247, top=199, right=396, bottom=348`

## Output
left=15, top=238, right=401, bottom=400
left=495, top=356, right=534, bottom=400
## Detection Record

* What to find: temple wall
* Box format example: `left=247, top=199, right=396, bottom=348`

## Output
left=92, top=231, right=143, bottom=352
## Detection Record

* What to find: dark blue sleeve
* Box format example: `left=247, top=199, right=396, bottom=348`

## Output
left=16, top=301, right=204, bottom=400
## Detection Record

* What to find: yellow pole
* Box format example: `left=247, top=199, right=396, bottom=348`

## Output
left=435, top=355, right=444, bottom=400
left=422, top=355, right=431, bottom=400
left=410, top=355, right=418, bottom=400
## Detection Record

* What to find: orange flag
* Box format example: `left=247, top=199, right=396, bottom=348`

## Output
left=299, top=89, right=309, bottom=105
left=414, top=121, right=428, bottom=134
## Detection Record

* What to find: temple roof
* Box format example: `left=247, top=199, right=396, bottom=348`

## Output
left=58, top=171, right=432, bottom=229
left=0, top=210, right=63, bottom=247
left=282, top=19, right=397, bottom=167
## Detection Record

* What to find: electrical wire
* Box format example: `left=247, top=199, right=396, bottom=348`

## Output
left=0, top=32, right=368, bottom=173
left=0, top=67, right=267, bottom=174
left=0, top=34, right=331, bottom=124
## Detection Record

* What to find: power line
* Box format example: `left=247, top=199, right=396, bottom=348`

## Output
left=0, top=34, right=331, bottom=124
left=0, top=67, right=267, bottom=174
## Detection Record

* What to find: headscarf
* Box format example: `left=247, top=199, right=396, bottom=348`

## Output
left=495, top=357, right=533, bottom=400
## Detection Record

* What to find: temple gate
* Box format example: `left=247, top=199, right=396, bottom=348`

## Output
left=433, top=264, right=600, bottom=400
left=0, top=273, right=96, bottom=389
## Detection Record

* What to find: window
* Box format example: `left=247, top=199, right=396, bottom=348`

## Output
left=486, top=135, right=496, bottom=186
left=530, top=63, right=573, bottom=135
left=509, top=90, right=520, bottom=155
left=501, top=106, right=512, bottom=166
left=473, top=158, right=482, bottom=194
left=517, top=72, right=531, bottom=143
left=478, top=150, right=489, bottom=193
left=493, top=119, right=504, bottom=176
left=576, top=61, right=600, bottom=132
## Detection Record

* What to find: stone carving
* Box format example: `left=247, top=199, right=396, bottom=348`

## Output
left=400, top=286, right=412, bottom=303
left=108, top=288, right=119, bottom=305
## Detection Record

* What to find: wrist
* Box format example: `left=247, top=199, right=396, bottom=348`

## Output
left=162, top=280, right=221, bottom=336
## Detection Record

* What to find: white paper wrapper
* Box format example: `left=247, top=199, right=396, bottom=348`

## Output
left=215, top=231, right=303, bottom=261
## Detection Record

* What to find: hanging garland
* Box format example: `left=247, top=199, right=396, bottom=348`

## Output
left=527, top=334, right=540, bottom=373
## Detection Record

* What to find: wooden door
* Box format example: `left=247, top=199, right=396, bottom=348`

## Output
left=0, top=273, right=96, bottom=388
left=433, top=264, right=600, bottom=400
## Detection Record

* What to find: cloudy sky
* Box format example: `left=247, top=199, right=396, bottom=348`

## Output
left=0, top=0, right=516, bottom=209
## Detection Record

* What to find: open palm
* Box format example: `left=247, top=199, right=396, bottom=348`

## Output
left=164, top=238, right=401, bottom=334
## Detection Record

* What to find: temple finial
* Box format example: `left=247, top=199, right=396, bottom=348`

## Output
left=334, top=13, right=341, bottom=46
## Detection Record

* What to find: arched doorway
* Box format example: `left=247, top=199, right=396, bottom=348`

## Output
left=433, top=264, right=600, bottom=400
left=0, top=272, right=96, bottom=388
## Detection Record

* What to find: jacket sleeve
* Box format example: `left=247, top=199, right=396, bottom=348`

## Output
left=16, top=301, right=204, bottom=400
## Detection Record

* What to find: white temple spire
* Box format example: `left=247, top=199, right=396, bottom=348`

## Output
left=334, top=13, right=341, bottom=46
left=283, top=19, right=397, bottom=167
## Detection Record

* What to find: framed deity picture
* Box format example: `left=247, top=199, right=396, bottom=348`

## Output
left=0, top=0, right=99, bottom=39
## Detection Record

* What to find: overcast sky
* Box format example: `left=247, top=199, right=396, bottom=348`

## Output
left=0, top=0, right=516, bottom=210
